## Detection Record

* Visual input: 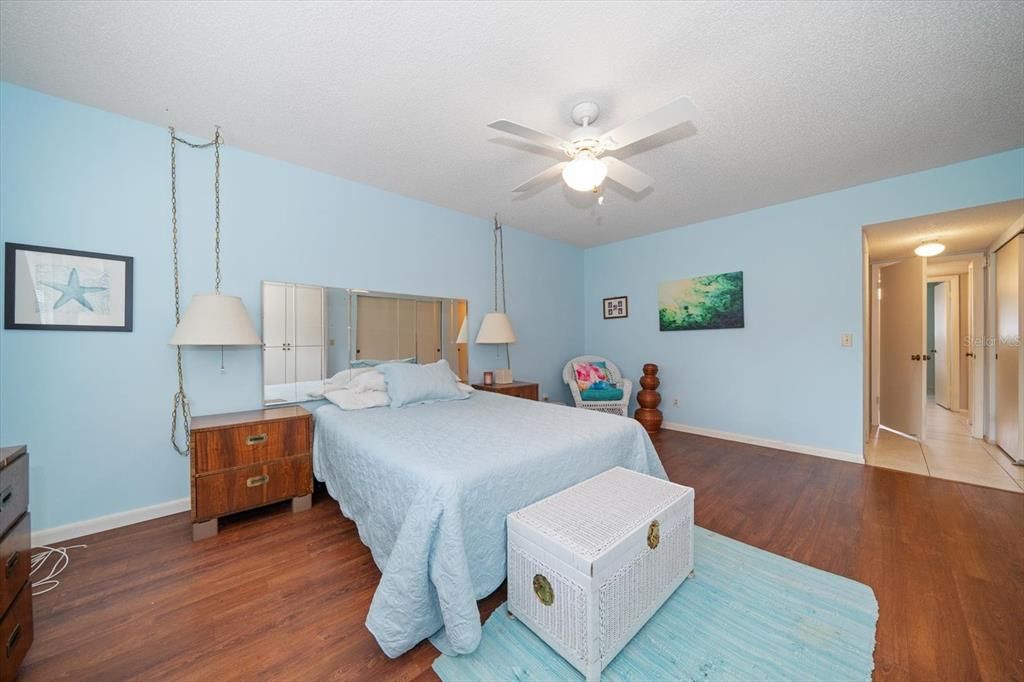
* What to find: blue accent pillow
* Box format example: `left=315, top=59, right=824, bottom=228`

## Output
left=378, top=359, right=469, bottom=408
left=581, top=387, right=624, bottom=401
left=352, top=356, right=416, bottom=369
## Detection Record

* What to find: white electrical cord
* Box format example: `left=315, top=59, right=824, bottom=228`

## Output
left=30, top=545, right=86, bottom=596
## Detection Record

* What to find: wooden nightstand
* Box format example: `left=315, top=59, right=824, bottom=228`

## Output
left=471, top=380, right=539, bottom=401
left=189, top=405, right=313, bottom=541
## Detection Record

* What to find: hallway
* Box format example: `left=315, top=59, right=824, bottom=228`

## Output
left=866, top=401, right=1023, bottom=492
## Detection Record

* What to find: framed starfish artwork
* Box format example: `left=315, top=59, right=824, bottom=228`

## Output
left=4, top=243, right=133, bottom=331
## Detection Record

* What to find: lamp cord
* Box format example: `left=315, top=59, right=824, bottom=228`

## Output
left=168, top=126, right=222, bottom=457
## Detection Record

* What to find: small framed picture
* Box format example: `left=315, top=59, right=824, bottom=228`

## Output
left=603, top=295, right=628, bottom=320
left=483, top=371, right=494, bottom=385
left=4, top=242, right=134, bottom=331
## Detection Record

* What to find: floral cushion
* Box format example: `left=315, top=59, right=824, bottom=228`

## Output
left=573, top=360, right=613, bottom=392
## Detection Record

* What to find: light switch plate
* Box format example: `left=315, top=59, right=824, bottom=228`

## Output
left=841, top=333, right=854, bottom=347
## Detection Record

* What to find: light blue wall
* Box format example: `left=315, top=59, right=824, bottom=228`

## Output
left=0, top=83, right=584, bottom=531
left=585, top=148, right=1024, bottom=456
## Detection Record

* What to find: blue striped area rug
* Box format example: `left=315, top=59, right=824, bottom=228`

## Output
left=434, top=527, right=877, bottom=682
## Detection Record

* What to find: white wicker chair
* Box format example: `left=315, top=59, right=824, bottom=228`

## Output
left=563, top=355, right=632, bottom=417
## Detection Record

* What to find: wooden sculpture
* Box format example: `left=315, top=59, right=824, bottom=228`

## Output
left=634, top=363, right=663, bottom=435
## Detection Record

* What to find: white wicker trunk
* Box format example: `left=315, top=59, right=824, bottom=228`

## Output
left=507, top=467, right=694, bottom=681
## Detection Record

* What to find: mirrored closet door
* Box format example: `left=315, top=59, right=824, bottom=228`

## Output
left=262, top=281, right=327, bottom=404
left=262, top=283, right=467, bottom=405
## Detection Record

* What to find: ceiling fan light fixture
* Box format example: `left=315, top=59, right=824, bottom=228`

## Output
left=561, top=150, right=607, bottom=192
left=914, top=241, right=945, bottom=257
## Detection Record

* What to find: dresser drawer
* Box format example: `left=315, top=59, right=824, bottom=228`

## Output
left=0, top=584, right=32, bottom=682
left=0, top=455, right=27, bottom=540
left=192, top=417, right=311, bottom=474
left=0, top=514, right=29, bottom=619
left=194, top=455, right=312, bottom=521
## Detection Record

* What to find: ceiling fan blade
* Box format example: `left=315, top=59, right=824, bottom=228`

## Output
left=602, top=157, right=654, bottom=193
left=489, top=119, right=569, bottom=151
left=599, top=96, right=697, bottom=151
left=512, top=162, right=568, bottom=192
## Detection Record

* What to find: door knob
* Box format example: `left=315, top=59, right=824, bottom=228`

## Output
left=912, top=354, right=921, bottom=361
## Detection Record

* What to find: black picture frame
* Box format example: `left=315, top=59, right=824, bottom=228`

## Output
left=603, top=295, right=629, bottom=320
left=4, top=242, right=134, bottom=331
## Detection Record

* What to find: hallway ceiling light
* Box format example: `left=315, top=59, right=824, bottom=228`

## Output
left=914, top=241, right=945, bottom=257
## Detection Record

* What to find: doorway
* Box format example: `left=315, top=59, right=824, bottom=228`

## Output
left=863, top=200, right=1024, bottom=492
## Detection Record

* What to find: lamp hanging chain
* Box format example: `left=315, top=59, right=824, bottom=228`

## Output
left=493, top=215, right=499, bottom=312
left=168, top=126, right=223, bottom=457
left=214, top=127, right=222, bottom=294
left=492, top=214, right=511, bottom=370
left=498, top=217, right=507, bottom=315
left=169, top=128, right=191, bottom=456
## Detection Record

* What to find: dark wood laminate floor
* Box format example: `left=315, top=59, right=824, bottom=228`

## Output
left=21, top=430, right=1024, bottom=681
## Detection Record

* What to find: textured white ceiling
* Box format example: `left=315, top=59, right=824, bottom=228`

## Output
left=2, top=1, right=1022, bottom=247
left=864, top=199, right=1024, bottom=261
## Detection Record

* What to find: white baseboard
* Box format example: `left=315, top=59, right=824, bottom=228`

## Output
left=32, top=497, right=190, bottom=547
left=662, top=422, right=865, bottom=464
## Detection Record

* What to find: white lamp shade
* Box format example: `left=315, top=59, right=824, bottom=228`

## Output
left=169, top=294, right=262, bottom=346
left=476, top=312, right=516, bottom=344
left=456, top=317, right=469, bottom=343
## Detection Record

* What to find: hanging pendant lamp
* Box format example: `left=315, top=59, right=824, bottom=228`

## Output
left=476, top=215, right=516, bottom=383
left=168, top=128, right=260, bottom=348
left=168, top=127, right=260, bottom=457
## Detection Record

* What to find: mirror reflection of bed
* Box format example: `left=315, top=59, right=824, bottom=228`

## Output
left=261, top=282, right=469, bottom=404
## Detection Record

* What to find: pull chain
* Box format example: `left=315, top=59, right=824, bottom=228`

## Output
left=168, top=126, right=223, bottom=457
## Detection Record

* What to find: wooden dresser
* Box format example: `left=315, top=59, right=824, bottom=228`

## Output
left=190, top=406, right=313, bottom=541
left=0, top=445, right=32, bottom=682
left=471, top=380, right=539, bottom=401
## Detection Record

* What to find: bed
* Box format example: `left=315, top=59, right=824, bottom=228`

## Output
left=312, top=390, right=666, bottom=658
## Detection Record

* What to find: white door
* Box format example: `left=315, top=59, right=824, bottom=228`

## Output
left=262, top=282, right=292, bottom=402
left=996, top=236, right=1021, bottom=460
left=933, top=281, right=950, bottom=408
left=880, top=257, right=927, bottom=437
left=262, top=282, right=290, bottom=347
left=294, top=345, right=324, bottom=383
left=293, top=285, right=324, bottom=347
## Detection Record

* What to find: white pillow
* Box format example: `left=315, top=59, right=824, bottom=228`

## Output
left=458, top=383, right=475, bottom=393
left=327, top=366, right=377, bottom=388
left=347, top=369, right=387, bottom=393
left=323, top=387, right=390, bottom=410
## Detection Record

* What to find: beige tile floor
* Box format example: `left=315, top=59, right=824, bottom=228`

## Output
left=866, top=400, right=1023, bottom=492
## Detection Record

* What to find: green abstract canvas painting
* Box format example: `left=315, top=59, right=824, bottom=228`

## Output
left=659, top=271, right=744, bottom=331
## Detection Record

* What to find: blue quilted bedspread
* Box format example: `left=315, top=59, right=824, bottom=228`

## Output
left=312, top=391, right=666, bottom=658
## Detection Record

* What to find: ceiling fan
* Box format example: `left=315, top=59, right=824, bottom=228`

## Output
left=488, top=96, right=697, bottom=194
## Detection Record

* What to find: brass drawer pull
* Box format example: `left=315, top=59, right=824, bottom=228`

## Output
left=533, top=574, right=554, bottom=606
left=246, top=474, right=270, bottom=488
left=647, top=520, right=660, bottom=549
left=6, top=623, right=21, bottom=658
left=5, top=551, right=18, bottom=577
left=246, top=433, right=268, bottom=445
